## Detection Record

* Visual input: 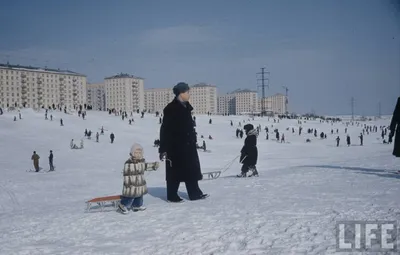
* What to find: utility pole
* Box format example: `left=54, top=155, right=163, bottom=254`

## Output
left=282, top=85, right=289, bottom=114
left=351, top=97, right=355, bottom=121
left=378, top=101, right=381, bottom=118
left=257, top=67, right=270, bottom=116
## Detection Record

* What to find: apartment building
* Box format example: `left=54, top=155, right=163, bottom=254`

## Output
left=258, top=93, right=287, bottom=114
left=189, top=83, right=217, bottom=114
left=233, top=89, right=259, bottom=115
left=144, top=88, right=174, bottom=113
left=217, top=94, right=236, bottom=115
left=0, top=63, right=86, bottom=109
left=86, top=83, right=106, bottom=111
left=269, top=93, right=287, bottom=114
left=104, top=73, right=144, bottom=112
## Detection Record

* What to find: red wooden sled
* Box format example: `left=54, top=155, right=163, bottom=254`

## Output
left=85, top=195, right=121, bottom=212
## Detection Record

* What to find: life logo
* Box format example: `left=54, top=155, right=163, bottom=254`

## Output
left=336, top=220, right=398, bottom=252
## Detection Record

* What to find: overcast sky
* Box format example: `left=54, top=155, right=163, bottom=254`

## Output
left=0, top=0, right=399, bottom=115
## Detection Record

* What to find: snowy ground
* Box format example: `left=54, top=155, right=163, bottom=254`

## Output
left=0, top=109, right=399, bottom=255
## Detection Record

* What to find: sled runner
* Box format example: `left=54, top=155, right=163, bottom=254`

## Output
left=202, top=171, right=221, bottom=180
left=85, top=195, right=121, bottom=212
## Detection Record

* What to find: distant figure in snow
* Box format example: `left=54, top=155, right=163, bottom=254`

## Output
left=336, top=136, right=340, bottom=147
left=208, top=135, right=213, bottom=140
left=209, top=118, right=212, bottom=124
left=60, top=118, right=63, bottom=126
left=13, top=116, right=16, bottom=121
left=110, top=133, right=115, bottom=143
left=281, top=134, right=285, bottom=143
left=19, top=112, right=21, bottom=119
left=346, top=135, right=351, bottom=147
left=202, top=140, right=207, bottom=152
left=231, top=120, right=233, bottom=126
left=50, top=115, right=53, bottom=121
left=96, top=132, right=99, bottom=142
left=359, top=133, right=363, bottom=146
left=237, top=124, right=259, bottom=177
left=49, top=150, right=54, bottom=171
left=31, top=151, right=40, bottom=172
left=101, top=126, right=104, bottom=135
left=239, top=130, right=244, bottom=139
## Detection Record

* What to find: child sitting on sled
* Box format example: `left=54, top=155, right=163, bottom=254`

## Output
left=117, top=143, right=159, bottom=214
left=237, top=124, right=259, bottom=177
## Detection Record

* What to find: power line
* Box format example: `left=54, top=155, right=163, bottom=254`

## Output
left=282, top=85, right=289, bottom=114
left=257, top=67, right=270, bottom=116
left=378, top=101, right=381, bottom=118
left=351, top=97, right=355, bottom=121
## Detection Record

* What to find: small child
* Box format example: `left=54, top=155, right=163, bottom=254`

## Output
left=117, top=143, right=159, bottom=214
left=237, top=124, right=259, bottom=177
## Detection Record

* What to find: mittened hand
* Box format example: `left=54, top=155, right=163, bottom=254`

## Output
left=154, top=162, right=160, bottom=170
left=159, top=152, right=167, bottom=161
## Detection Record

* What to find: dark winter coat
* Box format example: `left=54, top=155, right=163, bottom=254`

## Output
left=390, top=97, right=400, bottom=157
left=240, top=129, right=258, bottom=166
left=159, top=98, right=202, bottom=182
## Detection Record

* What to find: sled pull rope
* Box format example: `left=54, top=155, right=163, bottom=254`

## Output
left=214, top=155, right=240, bottom=175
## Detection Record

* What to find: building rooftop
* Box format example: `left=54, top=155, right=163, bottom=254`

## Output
left=231, top=88, right=257, bottom=94
left=0, top=62, right=86, bottom=76
left=105, top=73, right=144, bottom=80
left=191, top=83, right=216, bottom=88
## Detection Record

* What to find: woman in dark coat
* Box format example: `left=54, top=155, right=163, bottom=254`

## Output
left=159, top=82, right=208, bottom=202
left=389, top=97, right=400, bottom=157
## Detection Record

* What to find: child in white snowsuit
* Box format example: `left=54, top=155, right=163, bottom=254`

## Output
left=117, top=143, right=159, bottom=214
left=237, top=124, right=259, bottom=177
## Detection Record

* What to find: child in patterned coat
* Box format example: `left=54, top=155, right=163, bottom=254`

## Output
left=117, top=143, right=159, bottom=214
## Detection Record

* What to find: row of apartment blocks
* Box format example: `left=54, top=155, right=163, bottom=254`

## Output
left=0, top=63, right=86, bottom=109
left=0, top=63, right=287, bottom=115
left=218, top=89, right=287, bottom=115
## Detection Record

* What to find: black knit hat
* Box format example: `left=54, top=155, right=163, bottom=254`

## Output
left=173, top=82, right=190, bottom=96
left=243, top=124, right=254, bottom=133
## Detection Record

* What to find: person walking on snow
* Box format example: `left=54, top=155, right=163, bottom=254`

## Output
left=336, top=136, right=340, bottom=147
left=237, top=124, right=259, bottom=177
left=49, top=150, right=54, bottom=171
left=96, top=132, right=99, bottom=142
left=389, top=97, right=400, bottom=159
left=110, top=133, right=115, bottom=143
left=159, top=82, right=208, bottom=203
left=117, top=143, right=160, bottom=214
left=346, top=135, right=351, bottom=147
left=31, top=151, right=40, bottom=172
left=359, top=133, right=363, bottom=146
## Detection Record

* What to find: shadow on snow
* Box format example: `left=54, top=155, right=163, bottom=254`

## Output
left=300, top=165, right=400, bottom=180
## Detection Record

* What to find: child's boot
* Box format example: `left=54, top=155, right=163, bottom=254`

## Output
left=248, top=167, right=259, bottom=177
left=132, top=206, right=146, bottom=212
left=236, top=172, right=246, bottom=177
left=117, top=203, right=129, bottom=214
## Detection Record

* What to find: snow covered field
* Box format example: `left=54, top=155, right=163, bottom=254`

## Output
left=0, top=109, right=399, bottom=255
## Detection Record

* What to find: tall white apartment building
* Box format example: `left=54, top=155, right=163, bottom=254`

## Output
left=86, top=83, right=106, bottom=111
left=258, top=93, right=287, bottom=114
left=144, top=88, right=174, bottom=113
left=269, top=93, right=286, bottom=114
left=104, top=73, right=144, bottom=112
left=217, top=94, right=236, bottom=115
left=189, top=83, right=217, bottom=114
left=0, top=63, right=86, bottom=109
left=234, top=89, right=258, bottom=115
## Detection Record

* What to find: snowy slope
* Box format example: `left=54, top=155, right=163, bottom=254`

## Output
left=0, top=109, right=399, bottom=255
